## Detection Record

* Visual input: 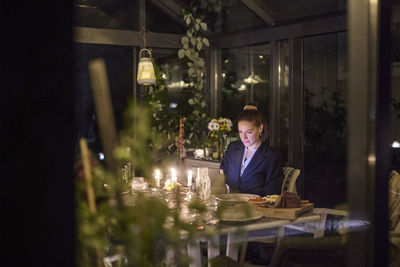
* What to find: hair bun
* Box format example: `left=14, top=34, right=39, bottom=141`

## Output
left=243, top=105, right=257, bottom=111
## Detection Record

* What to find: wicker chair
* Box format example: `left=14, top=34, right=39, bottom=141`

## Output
left=281, top=167, right=300, bottom=194
left=238, top=167, right=301, bottom=266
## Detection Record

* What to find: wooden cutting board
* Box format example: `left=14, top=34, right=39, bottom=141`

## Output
left=251, top=200, right=314, bottom=220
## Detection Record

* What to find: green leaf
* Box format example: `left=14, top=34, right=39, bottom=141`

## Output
left=185, top=49, right=191, bottom=58
left=196, top=18, right=201, bottom=24
left=181, top=36, right=189, bottom=44
left=202, top=38, right=210, bottom=47
left=195, top=24, right=200, bottom=31
left=196, top=42, right=203, bottom=51
left=188, top=68, right=194, bottom=76
left=190, top=37, right=196, bottom=46
left=186, top=18, right=190, bottom=25
left=197, top=59, right=204, bottom=67
left=187, top=62, right=193, bottom=67
left=200, top=22, right=207, bottom=31
left=187, top=31, right=192, bottom=38
left=183, top=43, right=189, bottom=49
left=178, top=49, right=185, bottom=59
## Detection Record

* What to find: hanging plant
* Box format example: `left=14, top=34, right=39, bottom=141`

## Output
left=176, top=8, right=210, bottom=148
left=144, top=3, right=218, bottom=154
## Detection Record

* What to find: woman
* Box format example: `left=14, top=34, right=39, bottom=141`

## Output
left=220, top=104, right=283, bottom=196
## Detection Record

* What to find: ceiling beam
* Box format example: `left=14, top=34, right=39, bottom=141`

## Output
left=74, top=12, right=346, bottom=50
left=148, top=0, right=210, bottom=36
left=74, top=27, right=181, bottom=48
left=240, top=0, right=277, bottom=25
left=148, top=0, right=186, bottom=28
left=211, top=12, right=346, bottom=49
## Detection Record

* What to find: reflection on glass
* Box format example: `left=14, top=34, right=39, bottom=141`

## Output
left=303, top=33, right=347, bottom=208
left=220, top=44, right=270, bottom=135
left=73, top=0, right=140, bottom=30
left=73, top=43, right=133, bottom=159
left=390, top=18, right=400, bottom=267
left=278, top=40, right=290, bottom=165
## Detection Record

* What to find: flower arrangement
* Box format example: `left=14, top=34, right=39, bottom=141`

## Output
left=207, top=118, right=233, bottom=140
left=207, top=118, right=233, bottom=159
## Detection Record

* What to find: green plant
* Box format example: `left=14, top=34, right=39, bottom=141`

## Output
left=144, top=64, right=180, bottom=159
left=76, top=103, right=205, bottom=267
left=144, top=3, right=228, bottom=151
left=176, top=8, right=210, bottom=148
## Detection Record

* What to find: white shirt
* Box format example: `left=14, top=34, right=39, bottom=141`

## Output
left=240, top=143, right=261, bottom=176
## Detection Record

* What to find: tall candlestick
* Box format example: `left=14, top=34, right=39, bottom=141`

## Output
left=187, top=170, right=192, bottom=187
left=154, top=168, right=162, bottom=187
left=171, top=167, right=177, bottom=188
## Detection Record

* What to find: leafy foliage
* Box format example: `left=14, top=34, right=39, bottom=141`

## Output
left=144, top=8, right=212, bottom=154
left=143, top=66, right=181, bottom=160
left=76, top=103, right=206, bottom=267
left=177, top=8, right=210, bottom=148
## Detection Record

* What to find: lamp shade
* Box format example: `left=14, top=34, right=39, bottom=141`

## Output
left=137, top=48, right=156, bottom=85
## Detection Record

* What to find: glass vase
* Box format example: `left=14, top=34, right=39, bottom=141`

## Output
left=217, top=139, right=222, bottom=159
left=217, top=137, right=226, bottom=160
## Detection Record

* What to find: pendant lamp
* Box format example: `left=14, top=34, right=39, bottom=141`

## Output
left=137, top=48, right=156, bottom=85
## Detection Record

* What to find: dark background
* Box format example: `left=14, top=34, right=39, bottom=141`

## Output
left=1, top=1, right=75, bottom=266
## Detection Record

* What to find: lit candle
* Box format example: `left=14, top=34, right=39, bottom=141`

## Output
left=187, top=170, right=192, bottom=187
left=154, top=168, right=161, bottom=187
left=194, top=149, right=204, bottom=159
left=171, top=168, right=177, bottom=187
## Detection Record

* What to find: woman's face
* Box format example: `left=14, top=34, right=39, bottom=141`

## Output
left=238, top=120, right=263, bottom=148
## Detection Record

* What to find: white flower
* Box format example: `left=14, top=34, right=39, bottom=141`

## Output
left=188, top=98, right=195, bottom=105
left=208, top=121, right=214, bottom=131
left=208, top=121, right=219, bottom=131
left=222, top=118, right=232, bottom=130
left=219, top=118, right=232, bottom=128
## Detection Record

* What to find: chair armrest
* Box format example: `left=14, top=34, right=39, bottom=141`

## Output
left=313, top=208, right=349, bottom=217
left=389, top=231, right=400, bottom=238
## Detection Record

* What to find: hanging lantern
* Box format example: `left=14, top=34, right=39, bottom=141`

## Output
left=137, top=48, right=156, bottom=85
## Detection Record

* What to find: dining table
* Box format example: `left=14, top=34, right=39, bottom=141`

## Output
left=123, top=180, right=323, bottom=267
left=186, top=210, right=321, bottom=267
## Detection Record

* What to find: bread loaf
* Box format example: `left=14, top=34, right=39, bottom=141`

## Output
left=274, top=192, right=301, bottom=208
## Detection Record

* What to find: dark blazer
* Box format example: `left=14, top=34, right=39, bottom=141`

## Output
left=220, top=140, right=283, bottom=196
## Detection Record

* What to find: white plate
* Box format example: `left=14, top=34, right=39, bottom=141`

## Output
left=219, top=208, right=263, bottom=223
left=216, top=193, right=261, bottom=203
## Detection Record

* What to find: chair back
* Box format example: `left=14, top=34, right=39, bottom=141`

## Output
left=281, top=167, right=300, bottom=194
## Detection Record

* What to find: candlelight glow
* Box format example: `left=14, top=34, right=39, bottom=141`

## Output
left=171, top=167, right=177, bottom=178
left=187, top=170, right=193, bottom=187
left=154, top=168, right=162, bottom=178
